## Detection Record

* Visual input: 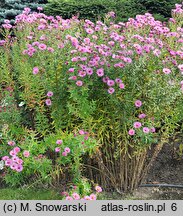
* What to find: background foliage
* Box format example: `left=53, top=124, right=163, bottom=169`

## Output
left=0, top=0, right=182, bottom=25
left=45, top=0, right=183, bottom=22
left=0, top=0, right=48, bottom=24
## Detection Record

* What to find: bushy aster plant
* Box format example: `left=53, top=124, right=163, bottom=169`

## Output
left=0, top=3, right=183, bottom=191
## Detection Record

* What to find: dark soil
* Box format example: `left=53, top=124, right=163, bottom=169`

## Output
left=145, top=142, right=183, bottom=185
left=137, top=140, right=183, bottom=200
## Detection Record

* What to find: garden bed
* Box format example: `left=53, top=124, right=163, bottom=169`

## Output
left=145, top=142, right=183, bottom=185
left=0, top=3, right=183, bottom=200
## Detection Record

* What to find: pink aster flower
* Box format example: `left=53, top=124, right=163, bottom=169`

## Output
left=2, top=24, right=12, bottom=29
left=102, top=77, right=109, bottom=83
left=5, top=159, right=12, bottom=166
left=135, top=100, right=142, bottom=108
left=17, top=159, right=23, bottom=165
left=81, top=57, right=87, bottom=61
left=16, top=164, right=23, bottom=172
left=143, top=127, right=150, bottom=133
left=37, top=24, right=46, bottom=30
left=47, top=91, right=53, bottom=97
left=76, top=80, right=83, bottom=86
left=128, top=129, right=135, bottom=136
left=78, top=71, right=86, bottom=77
left=12, top=156, right=18, bottom=163
left=33, top=67, right=39, bottom=75
left=27, top=51, right=34, bottom=57
left=32, top=41, right=39, bottom=46
left=23, top=150, right=30, bottom=158
left=62, top=152, right=67, bottom=156
left=65, top=196, right=73, bottom=200
left=95, top=186, right=102, bottom=193
left=22, top=50, right=28, bottom=55
left=119, top=83, right=125, bottom=89
left=9, top=150, right=16, bottom=157
left=69, top=76, right=77, bottom=80
left=68, top=68, right=75, bottom=73
left=169, top=18, right=176, bottom=23
left=86, top=68, right=93, bottom=76
left=150, top=127, right=156, bottom=133
left=10, top=163, right=17, bottom=170
left=107, top=79, right=115, bottom=86
left=108, top=11, right=116, bottom=18
left=84, top=38, right=90, bottom=44
left=58, top=43, right=64, bottom=49
left=178, top=64, right=183, bottom=72
left=45, top=99, right=52, bottom=106
left=108, top=87, right=115, bottom=94
left=56, top=140, right=63, bottom=145
left=13, top=147, right=20, bottom=153
left=38, top=43, right=47, bottom=50
left=163, top=68, right=171, bottom=74
left=73, top=185, right=77, bottom=190
left=4, top=19, right=10, bottom=24
left=72, top=192, right=80, bottom=200
left=84, top=136, right=89, bottom=140
left=27, top=36, right=33, bottom=40
left=8, top=141, right=16, bottom=146
left=47, top=47, right=54, bottom=53
left=64, top=147, right=70, bottom=153
left=0, top=40, right=6, bottom=46
left=23, top=7, right=31, bottom=13
left=2, top=156, right=9, bottom=161
left=55, top=147, right=60, bottom=152
left=71, top=57, right=78, bottom=62
left=138, top=113, right=146, bottom=119
left=96, top=68, right=104, bottom=77
left=84, top=196, right=91, bottom=200
left=86, top=28, right=94, bottom=34
left=115, top=78, right=122, bottom=84
left=153, top=49, right=161, bottom=56
left=37, top=7, right=43, bottom=11
left=133, top=122, right=142, bottom=128
left=79, top=130, right=85, bottom=135
left=90, top=194, right=97, bottom=200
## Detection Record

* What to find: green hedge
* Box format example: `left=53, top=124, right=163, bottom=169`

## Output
left=138, top=0, right=182, bottom=20
left=1, top=0, right=182, bottom=25
left=44, top=0, right=182, bottom=22
left=45, top=0, right=109, bottom=21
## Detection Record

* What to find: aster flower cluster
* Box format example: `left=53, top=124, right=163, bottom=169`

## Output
left=53, top=129, right=91, bottom=156
left=1, top=141, right=30, bottom=172
left=55, top=139, right=71, bottom=156
left=128, top=100, right=156, bottom=136
left=45, top=91, right=53, bottom=106
left=1, top=4, right=179, bottom=98
left=62, top=185, right=102, bottom=200
left=0, top=3, right=182, bottom=145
